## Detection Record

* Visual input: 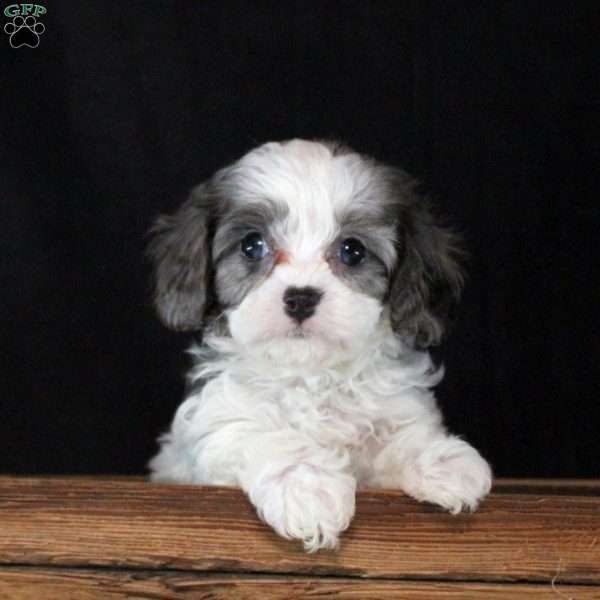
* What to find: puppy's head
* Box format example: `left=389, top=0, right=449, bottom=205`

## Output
left=149, top=140, right=464, bottom=362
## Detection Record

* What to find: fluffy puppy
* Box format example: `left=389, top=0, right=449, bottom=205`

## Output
left=148, top=139, right=492, bottom=552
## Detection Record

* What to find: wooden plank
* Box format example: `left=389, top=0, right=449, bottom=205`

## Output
left=0, top=569, right=598, bottom=600
left=495, top=479, right=600, bottom=496
left=27, top=476, right=600, bottom=493
left=0, top=477, right=599, bottom=584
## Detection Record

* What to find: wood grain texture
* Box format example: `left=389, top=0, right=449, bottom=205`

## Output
left=0, top=477, right=599, bottom=584
left=495, top=479, right=600, bottom=496
left=0, top=569, right=598, bottom=600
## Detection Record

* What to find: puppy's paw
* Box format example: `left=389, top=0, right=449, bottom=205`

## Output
left=249, top=464, right=356, bottom=552
left=402, top=438, right=492, bottom=514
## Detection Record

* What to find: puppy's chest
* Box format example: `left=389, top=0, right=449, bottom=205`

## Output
left=273, top=378, right=375, bottom=447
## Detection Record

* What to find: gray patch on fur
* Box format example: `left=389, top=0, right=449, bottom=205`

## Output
left=384, top=170, right=465, bottom=348
left=212, top=200, right=288, bottom=308
left=328, top=224, right=395, bottom=300
left=148, top=183, right=220, bottom=331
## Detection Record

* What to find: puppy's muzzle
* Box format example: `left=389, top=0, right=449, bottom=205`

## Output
left=283, top=286, right=323, bottom=323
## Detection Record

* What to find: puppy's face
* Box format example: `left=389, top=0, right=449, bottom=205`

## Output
left=149, top=140, right=464, bottom=362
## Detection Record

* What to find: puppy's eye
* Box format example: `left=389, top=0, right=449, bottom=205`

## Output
left=241, top=231, right=270, bottom=260
left=340, top=238, right=366, bottom=266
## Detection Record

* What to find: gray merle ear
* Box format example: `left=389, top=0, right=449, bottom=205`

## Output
left=147, top=184, right=216, bottom=331
left=389, top=195, right=465, bottom=348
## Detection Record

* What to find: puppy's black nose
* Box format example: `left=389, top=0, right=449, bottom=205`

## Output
left=283, top=286, right=323, bottom=323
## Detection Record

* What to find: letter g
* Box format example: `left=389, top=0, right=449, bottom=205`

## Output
left=4, top=5, right=20, bottom=17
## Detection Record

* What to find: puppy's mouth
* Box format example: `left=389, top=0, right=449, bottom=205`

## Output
left=288, top=325, right=310, bottom=339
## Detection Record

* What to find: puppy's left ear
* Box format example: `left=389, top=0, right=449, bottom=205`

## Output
left=389, top=195, right=465, bottom=348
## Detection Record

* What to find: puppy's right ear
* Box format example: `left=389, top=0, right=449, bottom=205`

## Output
left=147, top=184, right=215, bottom=331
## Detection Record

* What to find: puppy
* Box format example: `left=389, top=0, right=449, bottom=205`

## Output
left=147, top=139, right=492, bottom=552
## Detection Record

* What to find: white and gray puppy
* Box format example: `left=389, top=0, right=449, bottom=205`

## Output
left=148, top=139, right=492, bottom=552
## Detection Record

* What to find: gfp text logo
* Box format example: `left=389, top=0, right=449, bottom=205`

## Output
left=4, top=4, right=46, bottom=48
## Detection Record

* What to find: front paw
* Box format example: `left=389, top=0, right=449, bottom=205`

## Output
left=249, top=464, right=356, bottom=552
left=403, top=438, right=492, bottom=514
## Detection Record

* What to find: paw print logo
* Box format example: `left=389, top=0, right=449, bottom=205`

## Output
left=4, top=15, right=45, bottom=48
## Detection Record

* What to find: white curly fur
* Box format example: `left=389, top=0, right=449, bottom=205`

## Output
left=150, top=320, right=491, bottom=551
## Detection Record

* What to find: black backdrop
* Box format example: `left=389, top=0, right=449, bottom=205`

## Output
left=2, top=1, right=598, bottom=477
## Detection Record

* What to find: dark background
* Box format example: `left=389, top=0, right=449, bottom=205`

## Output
left=2, top=2, right=598, bottom=477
